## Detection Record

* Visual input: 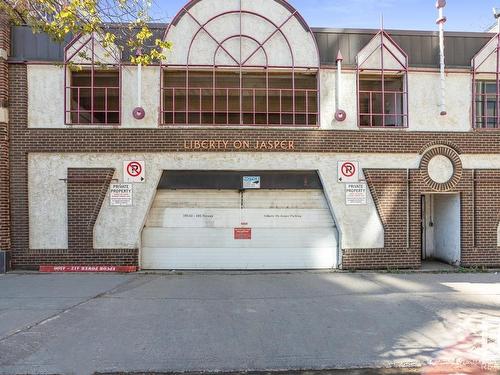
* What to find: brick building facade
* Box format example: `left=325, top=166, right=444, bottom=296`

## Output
left=1, top=0, right=500, bottom=271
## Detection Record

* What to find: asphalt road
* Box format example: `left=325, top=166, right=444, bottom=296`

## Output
left=0, top=271, right=499, bottom=375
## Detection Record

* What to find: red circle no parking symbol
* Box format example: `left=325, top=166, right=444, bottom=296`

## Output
left=341, top=162, right=356, bottom=178
left=126, top=162, right=142, bottom=177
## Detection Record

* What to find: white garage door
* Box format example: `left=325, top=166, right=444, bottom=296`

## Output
left=141, top=189, right=338, bottom=270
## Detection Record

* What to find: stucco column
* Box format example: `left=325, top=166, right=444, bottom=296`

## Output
left=0, top=13, right=11, bottom=272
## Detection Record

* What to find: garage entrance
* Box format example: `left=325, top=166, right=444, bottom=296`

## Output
left=421, top=193, right=461, bottom=266
left=141, top=171, right=338, bottom=270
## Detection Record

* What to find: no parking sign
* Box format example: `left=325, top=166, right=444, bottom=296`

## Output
left=337, top=161, right=359, bottom=183
left=123, top=161, right=145, bottom=183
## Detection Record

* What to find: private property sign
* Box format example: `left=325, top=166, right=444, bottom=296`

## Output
left=110, top=184, right=133, bottom=206
left=337, top=161, right=359, bottom=183
left=345, top=183, right=367, bottom=205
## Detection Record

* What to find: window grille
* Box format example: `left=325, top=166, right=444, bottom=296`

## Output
left=356, top=30, right=408, bottom=128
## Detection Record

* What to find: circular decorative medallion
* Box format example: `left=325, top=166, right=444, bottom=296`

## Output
left=420, top=146, right=462, bottom=192
left=335, top=109, right=347, bottom=122
left=133, top=107, right=146, bottom=120
left=427, top=155, right=454, bottom=184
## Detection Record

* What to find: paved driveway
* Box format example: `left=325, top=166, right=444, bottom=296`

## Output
left=0, top=271, right=499, bottom=375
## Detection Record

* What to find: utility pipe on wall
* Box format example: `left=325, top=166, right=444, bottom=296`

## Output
left=132, top=47, right=146, bottom=120
left=335, top=50, right=347, bottom=122
left=436, top=0, right=447, bottom=116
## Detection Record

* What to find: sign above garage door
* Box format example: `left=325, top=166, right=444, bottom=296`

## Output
left=242, top=176, right=261, bottom=189
left=158, top=171, right=322, bottom=190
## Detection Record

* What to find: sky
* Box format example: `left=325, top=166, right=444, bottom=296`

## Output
left=151, top=0, right=500, bottom=32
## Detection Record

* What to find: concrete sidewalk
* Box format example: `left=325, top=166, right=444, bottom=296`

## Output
left=0, top=271, right=499, bottom=375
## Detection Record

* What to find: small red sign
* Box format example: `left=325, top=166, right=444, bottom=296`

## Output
left=234, top=228, right=252, bottom=240
left=40, top=265, right=137, bottom=273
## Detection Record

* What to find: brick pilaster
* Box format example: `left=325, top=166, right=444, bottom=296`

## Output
left=0, top=13, right=11, bottom=263
left=67, top=168, right=115, bottom=250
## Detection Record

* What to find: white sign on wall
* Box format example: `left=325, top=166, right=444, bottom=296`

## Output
left=110, top=184, right=133, bottom=206
left=243, top=176, right=261, bottom=189
left=338, top=161, right=359, bottom=183
left=123, top=161, right=145, bottom=183
left=346, top=183, right=367, bottom=205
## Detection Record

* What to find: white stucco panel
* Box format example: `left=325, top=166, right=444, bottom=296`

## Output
left=280, top=18, right=319, bottom=67
left=241, top=13, right=276, bottom=39
left=164, top=0, right=319, bottom=68
left=243, top=0, right=290, bottom=25
left=28, top=65, right=65, bottom=128
left=408, top=72, right=471, bottom=132
left=121, top=66, right=160, bottom=128
left=320, top=69, right=358, bottom=130
left=205, top=13, right=240, bottom=42
left=165, top=15, right=199, bottom=65
left=262, top=33, right=293, bottom=66
left=27, top=152, right=431, bottom=252
left=28, top=154, right=69, bottom=249
left=190, top=0, right=239, bottom=25
left=190, top=32, right=220, bottom=65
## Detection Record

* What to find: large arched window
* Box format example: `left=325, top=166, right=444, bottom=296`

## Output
left=160, top=0, right=320, bottom=127
left=472, top=33, right=500, bottom=130
left=64, top=33, right=121, bottom=125
left=356, top=30, right=408, bottom=128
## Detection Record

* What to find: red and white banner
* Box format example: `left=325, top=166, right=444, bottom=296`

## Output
left=40, top=265, right=137, bottom=273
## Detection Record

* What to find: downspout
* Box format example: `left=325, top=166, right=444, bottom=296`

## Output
left=132, top=48, right=146, bottom=120
left=436, top=0, right=447, bottom=116
left=335, top=50, right=347, bottom=122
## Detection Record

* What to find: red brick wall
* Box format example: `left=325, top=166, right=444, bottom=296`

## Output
left=7, top=61, right=500, bottom=269
left=342, top=170, right=420, bottom=270
left=466, top=170, right=500, bottom=266
left=67, top=168, right=115, bottom=249
left=0, top=14, right=10, bottom=254
left=342, top=168, right=500, bottom=270
left=9, top=64, right=28, bottom=267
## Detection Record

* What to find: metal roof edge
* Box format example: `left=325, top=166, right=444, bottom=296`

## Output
left=311, top=27, right=494, bottom=38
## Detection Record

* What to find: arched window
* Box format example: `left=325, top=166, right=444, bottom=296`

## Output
left=472, top=33, right=500, bottom=129
left=160, top=0, right=320, bottom=127
left=64, top=33, right=121, bottom=125
left=356, top=30, right=408, bottom=128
